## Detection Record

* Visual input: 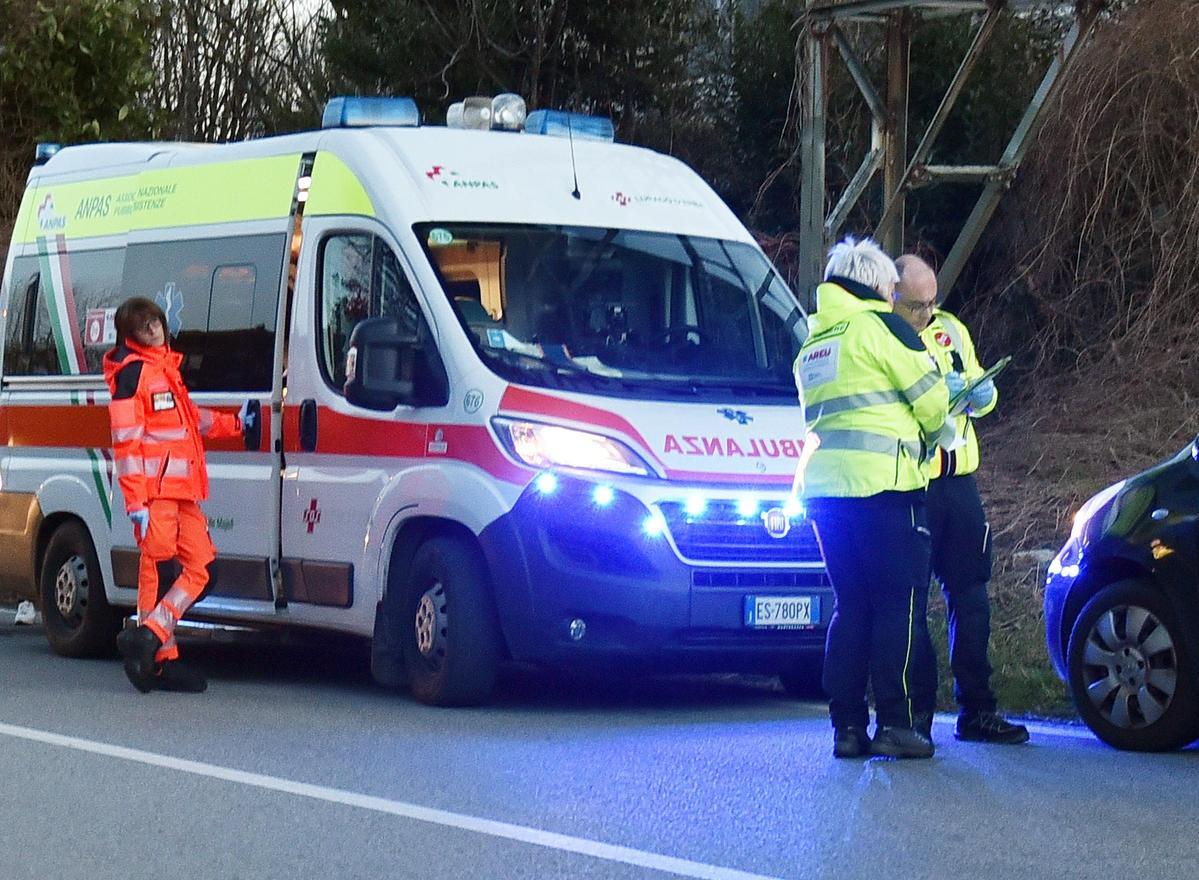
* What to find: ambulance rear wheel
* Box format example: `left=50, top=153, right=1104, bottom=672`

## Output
left=401, top=535, right=502, bottom=706
left=40, top=520, right=121, bottom=658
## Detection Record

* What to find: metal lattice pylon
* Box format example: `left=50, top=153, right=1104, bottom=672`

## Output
left=795, top=0, right=1106, bottom=304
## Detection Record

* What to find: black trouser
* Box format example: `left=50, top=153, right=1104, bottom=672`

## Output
left=911, top=473, right=996, bottom=716
left=809, top=491, right=933, bottom=730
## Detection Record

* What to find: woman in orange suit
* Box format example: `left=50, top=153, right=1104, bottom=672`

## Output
left=103, top=297, right=252, bottom=693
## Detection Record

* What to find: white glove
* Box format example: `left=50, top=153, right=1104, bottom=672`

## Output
left=238, top=400, right=256, bottom=430
left=129, top=508, right=150, bottom=542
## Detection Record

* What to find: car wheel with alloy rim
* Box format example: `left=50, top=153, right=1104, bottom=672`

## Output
left=1067, top=579, right=1199, bottom=751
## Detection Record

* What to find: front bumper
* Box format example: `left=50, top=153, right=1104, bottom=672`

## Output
left=1043, top=540, right=1081, bottom=680
left=478, top=472, right=831, bottom=671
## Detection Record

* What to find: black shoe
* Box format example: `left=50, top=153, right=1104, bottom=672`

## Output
left=955, top=711, right=1030, bottom=744
left=833, top=726, right=872, bottom=758
left=912, top=711, right=934, bottom=742
left=153, top=661, right=208, bottom=693
left=871, top=726, right=935, bottom=759
left=116, top=625, right=162, bottom=694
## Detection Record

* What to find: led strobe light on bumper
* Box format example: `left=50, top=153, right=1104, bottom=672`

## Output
left=493, top=418, right=654, bottom=477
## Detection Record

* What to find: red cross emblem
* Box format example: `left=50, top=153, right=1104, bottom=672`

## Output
left=303, top=498, right=322, bottom=533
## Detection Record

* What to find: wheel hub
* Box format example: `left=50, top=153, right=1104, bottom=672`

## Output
left=1083, top=603, right=1177, bottom=729
left=414, top=582, right=447, bottom=662
left=1115, top=646, right=1148, bottom=689
left=54, top=554, right=89, bottom=623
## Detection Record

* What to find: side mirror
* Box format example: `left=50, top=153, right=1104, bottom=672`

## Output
left=344, top=317, right=428, bottom=411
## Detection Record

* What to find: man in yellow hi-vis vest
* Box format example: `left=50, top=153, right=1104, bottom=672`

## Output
left=797, top=237, right=959, bottom=760
left=894, top=255, right=1029, bottom=745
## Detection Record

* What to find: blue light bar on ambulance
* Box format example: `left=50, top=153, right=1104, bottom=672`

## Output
left=322, top=96, right=420, bottom=129
left=525, top=110, right=614, bottom=142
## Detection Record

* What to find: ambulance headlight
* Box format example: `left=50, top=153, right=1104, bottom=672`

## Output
left=492, top=418, right=654, bottom=477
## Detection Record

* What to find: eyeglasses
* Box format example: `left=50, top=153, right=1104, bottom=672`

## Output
left=898, top=300, right=936, bottom=314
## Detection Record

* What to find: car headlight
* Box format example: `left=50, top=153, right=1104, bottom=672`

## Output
left=1070, top=479, right=1126, bottom=541
left=491, top=417, right=655, bottom=477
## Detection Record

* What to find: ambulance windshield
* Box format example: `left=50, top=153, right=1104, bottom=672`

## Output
left=415, top=223, right=807, bottom=401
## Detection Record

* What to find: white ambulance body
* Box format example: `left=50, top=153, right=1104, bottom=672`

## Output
left=0, top=98, right=825, bottom=704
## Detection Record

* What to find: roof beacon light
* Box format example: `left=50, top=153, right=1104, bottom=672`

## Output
left=460, top=96, right=493, bottom=130
left=34, top=142, right=61, bottom=165
left=322, top=96, right=420, bottom=129
left=525, top=110, right=614, bottom=143
left=491, top=93, right=527, bottom=131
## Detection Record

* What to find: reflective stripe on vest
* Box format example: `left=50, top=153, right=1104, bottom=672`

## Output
left=817, top=429, right=923, bottom=460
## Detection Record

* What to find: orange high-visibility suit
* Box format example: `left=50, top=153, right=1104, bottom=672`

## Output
left=103, top=339, right=241, bottom=662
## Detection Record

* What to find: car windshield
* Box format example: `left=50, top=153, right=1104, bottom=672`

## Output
left=414, top=223, right=807, bottom=401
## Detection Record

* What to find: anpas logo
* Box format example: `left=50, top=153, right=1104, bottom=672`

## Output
left=425, top=165, right=499, bottom=190
left=610, top=191, right=703, bottom=209
left=36, top=195, right=67, bottom=232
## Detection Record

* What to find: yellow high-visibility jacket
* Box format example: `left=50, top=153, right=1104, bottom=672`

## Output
left=795, top=276, right=952, bottom=499
left=921, top=309, right=997, bottom=479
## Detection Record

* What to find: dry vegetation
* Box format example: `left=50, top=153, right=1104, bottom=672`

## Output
left=956, top=0, right=1199, bottom=713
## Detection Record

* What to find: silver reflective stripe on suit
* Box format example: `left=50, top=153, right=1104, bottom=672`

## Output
left=817, top=429, right=923, bottom=460
left=901, top=369, right=941, bottom=404
left=813, top=389, right=903, bottom=418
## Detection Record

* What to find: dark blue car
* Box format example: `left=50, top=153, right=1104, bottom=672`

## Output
left=1044, top=435, right=1199, bottom=751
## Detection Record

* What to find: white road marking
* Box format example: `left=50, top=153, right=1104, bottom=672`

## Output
left=0, top=721, right=781, bottom=880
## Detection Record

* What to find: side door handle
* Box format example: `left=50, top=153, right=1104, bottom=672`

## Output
left=299, top=399, right=318, bottom=452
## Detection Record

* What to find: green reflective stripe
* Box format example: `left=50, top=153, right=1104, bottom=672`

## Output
left=812, top=389, right=903, bottom=417
left=17, top=155, right=301, bottom=244
left=817, top=429, right=921, bottom=459
left=85, top=447, right=113, bottom=526
left=36, top=238, right=81, bottom=374
left=902, top=369, right=941, bottom=403
left=305, top=152, right=375, bottom=217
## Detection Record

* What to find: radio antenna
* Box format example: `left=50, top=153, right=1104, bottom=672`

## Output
left=567, top=114, right=582, bottom=200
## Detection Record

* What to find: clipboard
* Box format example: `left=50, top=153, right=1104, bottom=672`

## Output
left=948, top=355, right=1011, bottom=416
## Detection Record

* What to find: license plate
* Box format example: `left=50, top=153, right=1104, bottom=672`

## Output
left=744, top=594, right=819, bottom=629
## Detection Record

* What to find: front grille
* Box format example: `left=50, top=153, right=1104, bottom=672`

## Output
left=692, top=569, right=830, bottom=589
left=657, top=500, right=824, bottom=564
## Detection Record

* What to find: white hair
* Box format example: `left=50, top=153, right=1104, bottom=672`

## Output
left=823, top=236, right=899, bottom=295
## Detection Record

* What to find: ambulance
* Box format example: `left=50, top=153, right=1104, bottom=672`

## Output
left=0, top=95, right=825, bottom=705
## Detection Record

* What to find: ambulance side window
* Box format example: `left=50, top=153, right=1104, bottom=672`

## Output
left=123, top=233, right=285, bottom=391
left=2, top=248, right=125, bottom=377
left=317, top=233, right=425, bottom=392
left=2, top=259, right=46, bottom=376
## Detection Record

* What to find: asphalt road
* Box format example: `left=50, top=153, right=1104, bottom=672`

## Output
left=0, top=606, right=1194, bottom=880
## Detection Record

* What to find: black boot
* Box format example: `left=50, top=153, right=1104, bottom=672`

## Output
left=871, top=726, right=935, bottom=759
left=153, top=661, right=208, bottom=693
left=912, top=711, right=934, bottom=742
left=832, top=726, right=872, bottom=759
left=115, top=625, right=162, bottom=694
left=955, top=711, right=1029, bottom=744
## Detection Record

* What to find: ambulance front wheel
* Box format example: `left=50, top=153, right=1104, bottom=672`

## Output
left=400, top=535, right=503, bottom=706
left=39, top=520, right=122, bottom=658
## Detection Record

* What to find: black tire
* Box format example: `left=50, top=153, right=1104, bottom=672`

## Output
left=1067, top=579, right=1199, bottom=752
left=399, top=535, right=503, bottom=706
left=40, top=521, right=122, bottom=658
left=779, top=654, right=826, bottom=699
